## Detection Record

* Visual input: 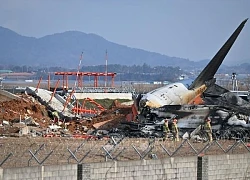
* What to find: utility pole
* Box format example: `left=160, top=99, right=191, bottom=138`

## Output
left=232, top=72, right=238, bottom=91
left=74, top=52, right=83, bottom=88
left=105, top=50, right=108, bottom=88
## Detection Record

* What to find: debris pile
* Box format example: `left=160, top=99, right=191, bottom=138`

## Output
left=2, top=87, right=250, bottom=142
left=0, top=95, right=51, bottom=135
left=0, top=89, right=133, bottom=137
left=0, top=95, right=49, bottom=123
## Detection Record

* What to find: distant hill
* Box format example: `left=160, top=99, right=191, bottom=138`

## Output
left=0, top=26, right=248, bottom=72
left=0, top=26, right=200, bottom=69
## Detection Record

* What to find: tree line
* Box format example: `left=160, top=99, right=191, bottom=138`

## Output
left=0, top=64, right=182, bottom=82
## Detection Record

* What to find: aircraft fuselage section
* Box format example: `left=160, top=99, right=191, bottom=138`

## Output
left=139, top=83, right=207, bottom=108
left=137, top=19, right=248, bottom=110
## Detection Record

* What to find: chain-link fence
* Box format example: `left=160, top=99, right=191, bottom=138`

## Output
left=0, top=137, right=250, bottom=168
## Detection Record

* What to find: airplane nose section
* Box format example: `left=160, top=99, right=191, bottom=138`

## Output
left=139, top=99, right=148, bottom=108
left=139, top=94, right=163, bottom=108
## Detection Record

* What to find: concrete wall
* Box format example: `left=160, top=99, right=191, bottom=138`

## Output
left=74, top=92, right=133, bottom=100
left=85, top=156, right=197, bottom=180
left=0, top=89, right=20, bottom=100
left=0, top=164, right=77, bottom=180
left=1, top=153, right=250, bottom=180
left=207, top=154, right=250, bottom=180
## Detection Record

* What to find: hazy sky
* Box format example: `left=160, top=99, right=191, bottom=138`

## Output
left=0, top=0, right=250, bottom=65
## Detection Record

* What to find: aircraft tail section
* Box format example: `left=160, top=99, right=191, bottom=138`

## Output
left=189, top=18, right=248, bottom=90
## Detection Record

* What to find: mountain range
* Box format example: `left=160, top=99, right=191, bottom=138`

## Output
left=0, top=26, right=246, bottom=71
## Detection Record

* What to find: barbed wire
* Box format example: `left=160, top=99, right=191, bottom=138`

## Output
left=0, top=137, right=249, bottom=168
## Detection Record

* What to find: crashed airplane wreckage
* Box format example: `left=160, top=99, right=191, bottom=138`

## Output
left=115, top=19, right=250, bottom=140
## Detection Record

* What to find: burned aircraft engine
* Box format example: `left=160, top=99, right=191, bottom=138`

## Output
left=203, top=84, right=250, bottom=114
left=116, top=121, right=165, bottom=138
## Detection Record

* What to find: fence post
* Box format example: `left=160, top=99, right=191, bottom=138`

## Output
left=77, top=164, right=83, bottom=180
left=197, top=155, right=208, bottom=180
left=197, top=156, right=202, bottom=180
left=0, top=167, right=3, bottom=180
